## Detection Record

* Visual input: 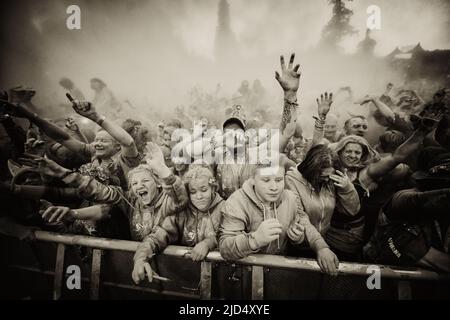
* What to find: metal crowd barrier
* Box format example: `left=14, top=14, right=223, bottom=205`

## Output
left=27, top=230, right=450, bottom=300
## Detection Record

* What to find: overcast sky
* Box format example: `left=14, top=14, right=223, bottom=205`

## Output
left=1, top=0, right=449, bottom=108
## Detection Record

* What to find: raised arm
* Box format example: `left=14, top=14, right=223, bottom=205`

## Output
left=68, top=95, right=138, bottom=157
left=1, top=93, right=87, bottom=154
left=363, top=124, right=433, bottom=184
left=356, top=95, right=395, bottom=124
left=311, top=92, right=333, bottom=147
left=275, top=53, right=301, bottom=135
left=34, top=156, right=123, bottom=205
left=145, top=142, right=188, bottom=213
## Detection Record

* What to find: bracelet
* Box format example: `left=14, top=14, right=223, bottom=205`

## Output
left=284, top=98, right=299, bottom=107
left=313, top=116, right=326, bottom=130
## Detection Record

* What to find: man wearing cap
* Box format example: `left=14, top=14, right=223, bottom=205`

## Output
left=215, top=104, right=255, bottom=199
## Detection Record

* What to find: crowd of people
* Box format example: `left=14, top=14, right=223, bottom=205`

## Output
left=0, top=53, right=449, bottom=285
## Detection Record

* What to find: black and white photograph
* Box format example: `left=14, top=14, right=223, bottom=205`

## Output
left=0, top=0, right=449, bottom=305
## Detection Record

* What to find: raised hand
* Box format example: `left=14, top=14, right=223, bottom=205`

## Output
left=317, top=92, right=333, bottom=118
left=145, top=142, right=171, bottom=178
left=275, top=53, right=301, bottom=97
left=65, top=117, right=80, bottom=132
left=66, top=93, right=100, bottom=122
left=329, top=169, right=352, bottom=190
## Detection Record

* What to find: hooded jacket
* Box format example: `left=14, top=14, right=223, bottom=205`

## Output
left=333, top=135, right=379, bottom=171
left=61, top=171, right=188, bottom=242
left=285, top=168, right=360, bottom=237
left=218, top=179, right=320, bottom=261
left=133, top=193, right=225, bottom=262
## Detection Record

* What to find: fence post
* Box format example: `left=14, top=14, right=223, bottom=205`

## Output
left=90, top=249, right=102, bottom=300
left=251, top=266, right=264, bottom=300
left=200, top=261, right=212, bottom=300
left=53, top=243, right=65, bottom=300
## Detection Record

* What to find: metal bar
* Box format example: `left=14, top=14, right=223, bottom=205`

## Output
left=90, top=249, right=102, bottom=300
left=251, top=266, right=264, bottom=300
left=53, top=243, right=65, bottom=300
left=34, top=231, right=450, bottom=282
left=397, top=280, right=412, bottom=300
left=200, top=261, right=212, bottom=300
left=101, top=282, right=199, bottom=299
left=7, top=265, right=198, bottom=300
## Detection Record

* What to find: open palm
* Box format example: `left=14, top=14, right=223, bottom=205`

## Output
left=275, top=53, right=301, bottom=93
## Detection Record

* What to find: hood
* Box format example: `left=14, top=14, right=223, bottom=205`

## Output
left=334, top=135, right=379, bottom=169
left=241, top=179, right=282, bottom=211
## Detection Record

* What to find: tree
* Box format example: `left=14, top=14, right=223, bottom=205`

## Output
left=319, top=0, right=357, bottom=52
left=214, top=0, right=238, bottom=61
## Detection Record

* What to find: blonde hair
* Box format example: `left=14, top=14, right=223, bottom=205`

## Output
left=127, top=165, right=158, bottom=190
left=183, top=165, right=217, bottom=190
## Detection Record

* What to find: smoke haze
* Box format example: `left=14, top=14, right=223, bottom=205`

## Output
left=1, top=0, right=449, bottom=121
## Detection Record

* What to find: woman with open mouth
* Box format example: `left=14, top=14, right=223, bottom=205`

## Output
left=33, top=142, right=189, bottom=282
left=132, top=165, right=226, bottom=284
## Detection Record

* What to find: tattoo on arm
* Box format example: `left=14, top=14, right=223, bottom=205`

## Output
left=280, top=100, right=297, bottom=134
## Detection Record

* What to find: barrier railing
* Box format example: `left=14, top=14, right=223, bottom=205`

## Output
left=27, top=230, right=450, bottom=300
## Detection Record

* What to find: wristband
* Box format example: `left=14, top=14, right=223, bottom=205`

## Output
left=284, top=98, right=299, bottom=107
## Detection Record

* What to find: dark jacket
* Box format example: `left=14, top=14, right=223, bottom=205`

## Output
left=363, top=187, right=450, bottom=266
